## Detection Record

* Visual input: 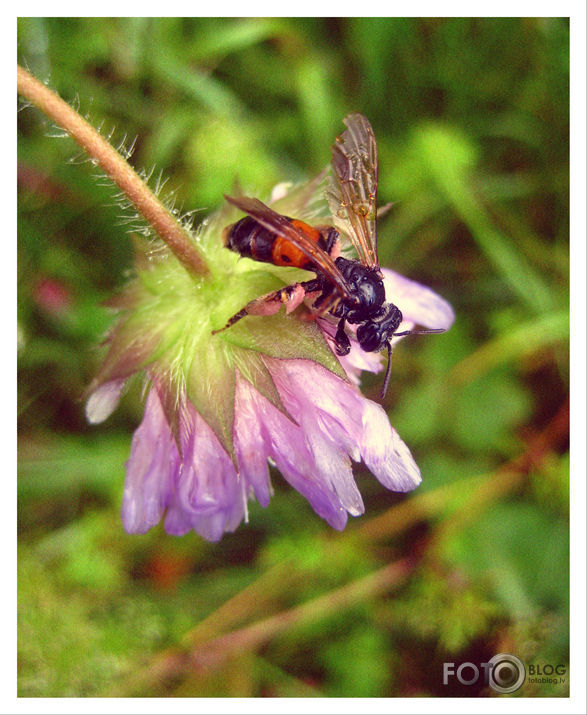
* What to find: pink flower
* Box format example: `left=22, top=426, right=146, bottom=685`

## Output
left=85, top=168, right=454, bottom=541
left=91, top=366, right=415, bottom=541
left=87, top=275, right=453, bottom=541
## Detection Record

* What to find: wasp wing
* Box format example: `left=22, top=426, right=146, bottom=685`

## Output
left=224, top=194, right=349, bottom=296
left=328, top=113, right=379, bottom=268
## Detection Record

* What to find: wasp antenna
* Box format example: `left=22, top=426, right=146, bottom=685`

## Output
left=393, top=327, right=446, bottom=338
left=412, top=328, right=446, bottom=335
left=381, top=341, right=393, bottom=399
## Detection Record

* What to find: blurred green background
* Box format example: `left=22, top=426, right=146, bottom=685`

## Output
left=17, top=18, right=569, bottom=697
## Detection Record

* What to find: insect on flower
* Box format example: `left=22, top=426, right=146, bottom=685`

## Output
left=213, top=113, right=445, bottom=397
left=84, top=112, right=455, bottom=540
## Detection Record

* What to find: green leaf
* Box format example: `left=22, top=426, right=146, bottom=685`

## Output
left=18, top=434, right=129, bottom=501
left=190, top=18, right=284, bottom=61
left=449, top=369, right=533, bottom=452
left=445, top=503, right=569, bottom=618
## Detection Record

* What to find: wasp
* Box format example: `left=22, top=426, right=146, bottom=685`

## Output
left=213, top=113, right=443, bottom=397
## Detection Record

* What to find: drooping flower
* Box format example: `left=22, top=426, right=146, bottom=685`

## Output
left=86, top=174, right=454, bottom=542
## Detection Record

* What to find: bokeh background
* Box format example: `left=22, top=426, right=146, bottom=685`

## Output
left=17, top=17, right=569, bottom=697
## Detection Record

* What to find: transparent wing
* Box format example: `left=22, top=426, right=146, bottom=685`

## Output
left=327, top=113, right=379, bottom=268
left=224, top=194, right=350, bottom=296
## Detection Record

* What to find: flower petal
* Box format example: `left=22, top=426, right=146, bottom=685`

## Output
left=121, top=387, right=177, bottom=533
left=236, top=369, right=351, bottom=530
left=269, top=360, right=365, bottom=515
left=271, top=358, right=421, bottom=493
left=85, top=379, right=124, bottom=424
left=164, top=401, right=245, bottom=541
left=383, top=268, right=455, bottom=330
left=359, top=399, right=421, bottom=492
left=234, top=374, right=273, bottom=507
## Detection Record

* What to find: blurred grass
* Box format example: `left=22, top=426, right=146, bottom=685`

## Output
left=17, top=17, right=569, bottom=697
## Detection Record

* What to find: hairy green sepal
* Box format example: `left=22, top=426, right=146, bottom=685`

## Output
left=106, top=226, right=350, bottom=457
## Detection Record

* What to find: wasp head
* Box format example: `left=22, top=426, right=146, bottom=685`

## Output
left=356, top=303, right=403, bottom=352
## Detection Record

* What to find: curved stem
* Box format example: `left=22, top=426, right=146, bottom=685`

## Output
left=17, top=65, right=209, bottom=276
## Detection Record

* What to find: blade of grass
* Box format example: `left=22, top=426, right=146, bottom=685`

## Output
left=190, top=18, right=284, bottom=61
left=416, top=124, right=555, bottom=313
left=449, top=308, right=569, bottom=385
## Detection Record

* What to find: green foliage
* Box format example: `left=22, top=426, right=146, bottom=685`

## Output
left=387, top=568, right=503, bottom=653
left=444, top=502, right=569, bottom=619
left=321, top=627, right=390, bottom=697
left=18, top=17, right=569, bottom=698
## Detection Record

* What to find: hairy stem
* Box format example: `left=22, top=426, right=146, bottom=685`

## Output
left=17, top=65, right=209, bottom=276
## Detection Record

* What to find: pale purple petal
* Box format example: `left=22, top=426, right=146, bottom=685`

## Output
left=338, top=341, right=384, bottom=376
left=270, top=429, right=351, bottom=530
left=359, top=399, right=421, bottom=491
left=164, top=401, right=245, bottom=541
left=235, top=370, right=354, bottom=529
left=122, top=387, right=178, bottom=533
left=85, top=379, right=125, bottom=424
left=233, top=375, right=273, bottom=507
left=269, top=361, right=365, bottom=515
left=383, top=268, right=455, bottom=330
left=235, top=373, right=350, bottom=530
left=277, top=359, right=421, bottom=491
left=267, top=358, right=422, bottom=508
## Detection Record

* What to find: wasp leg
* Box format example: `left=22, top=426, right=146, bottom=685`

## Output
left=212, top=284, right=305, bottom=335
left=310, top=280, right=334, bottom=309
left=303, top=279, right=343, bottom=318
left=211, top=308, right=250, bottom=334
left=295, top=278, right=340, bottom=318
left=334, top=316, right=351, bottom=356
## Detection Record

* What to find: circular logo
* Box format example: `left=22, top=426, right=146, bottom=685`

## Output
left=488, top=653, right=526, bottom=694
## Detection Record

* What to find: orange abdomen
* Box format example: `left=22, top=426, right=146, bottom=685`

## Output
left=271, top=220, right=321, bottom=268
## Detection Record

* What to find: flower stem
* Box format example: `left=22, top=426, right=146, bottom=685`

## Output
left=17, top=65, right=209, bottom=276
